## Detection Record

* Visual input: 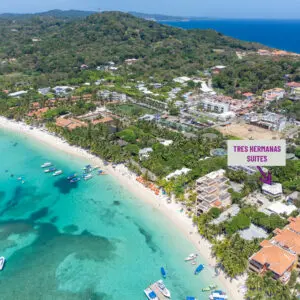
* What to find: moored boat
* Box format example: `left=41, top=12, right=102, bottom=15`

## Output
left=53, top=170, right=63, bottom=176
left=70, top=177, right=80, bottom=183
left=0, top=256, right=5, bottom=271
left=67, top=173, right=77, bottom=180
left=186, top=297, right=197, bottom=300
left=83, top=165, right=92, bottom=172
left=44, top=167, right=56, bottom=173
left=185, top=253, right=198, bottom=261
left=156, top=280, right=171, bottom=298
left=194, top=264, right=204, bottom=275
left=83, top=174, right=93, bottom=181
left=41, top=162, right=52, bottom=168
left=209, top=290, right=228, bottom=300
left=160, top=267, right=166, bottom=279
left=144, top=287, right=159, bottom=300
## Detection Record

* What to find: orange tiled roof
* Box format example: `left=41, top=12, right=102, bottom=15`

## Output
left=287, top=82, right=300, bottom=88
left=272, top=228, right=300, bottom=254
left=288, top=217, right=300, bottom=234
left=27, top=107, right=49, bottom=118
left=243, top=92, right=254, bottom=97
left=212, top=200, right=222, bottom=207
left=251, top=240, right=296, bottom=276
left=56, top=118, right=72, bottom=127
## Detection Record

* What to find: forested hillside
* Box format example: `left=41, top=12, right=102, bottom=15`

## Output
left=0, top=11, right=299, bottom=92
left=0, top=12, right=262, bottom=76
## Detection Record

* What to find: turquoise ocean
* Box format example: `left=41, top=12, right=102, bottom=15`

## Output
left=0, top=128, right=222, bottom=300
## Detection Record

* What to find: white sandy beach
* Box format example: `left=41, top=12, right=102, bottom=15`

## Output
left=0, top=116, right=246, bottom=300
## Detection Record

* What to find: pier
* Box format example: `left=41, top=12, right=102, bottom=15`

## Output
left=149, top=282, right=168, bottom=299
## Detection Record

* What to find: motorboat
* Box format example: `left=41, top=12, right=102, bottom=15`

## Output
left=209, top=290, right=228, bottom=300
left=0, top=256, right=5, bottom=271
left=83, top=174, right=93, bottom=181
left=185, top=253, right=198, bottom=261
left=156, top=280, right=171, bottom=298
left=41, top=162, right=52, bottom=168
left=70, top=177, right=80, bottom=183
left=67, top=173, right=77, bottom=180
left=194, top=264, right=204, bottom=275
left=44, top=167, right=56, bottom=173
left=53, top=170, right=63, bottom=176
left=144, top=287, right=159, bottom=300
left=160, top=267, right=166, bottom=279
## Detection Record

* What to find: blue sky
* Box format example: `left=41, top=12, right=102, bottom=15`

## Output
left=1, top=0, right=300, bottom=18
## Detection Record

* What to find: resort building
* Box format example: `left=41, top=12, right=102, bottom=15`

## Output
left=38, top=87, right=51, bottom=95
left=139, top=148, right=153, bottom=160
left=159, top=139, right=173, bottom=146
left=262, top=88, right=285, bottom=102
left=264, top=202, right=297, bottom=216
left=8, top=90, right=27, bottom=98
left=27, top=107, right=49, bottom=119
left=199, top=99, right=230, bottom=113
left=195, top=169, right=231, bottom=215
left=210, top=204, right=240, bottom=225
left=248, top=112, right=287, bottom=132
left=124, top=58, right=138, bottom=65
left=239, top=224, right=268, bottom=241
left=249, top=240, right=296, bottom=283
left=262, top=183, right=283, bottom=198
left=211, top=65, right=226, bottom=74
left=166, top=167, right=191, bottom=181
left=228, top=165, right=263, bottom=175
left=173, top=76, right=191, bottom=84
left=249, top=216, right=300, bottom=283
left=242, top=92, right=254, bottom=101
left=286, top=81, right=300, bottom=93
left=290, top=87, right=300, bottom=101
left=55, top=117, right=87, bottom=131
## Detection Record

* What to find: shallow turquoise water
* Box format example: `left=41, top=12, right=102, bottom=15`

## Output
left=0, top=128, right=223, bottom=300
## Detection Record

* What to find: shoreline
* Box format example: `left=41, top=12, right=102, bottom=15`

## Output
left=0, top=117, right=246, bottom=299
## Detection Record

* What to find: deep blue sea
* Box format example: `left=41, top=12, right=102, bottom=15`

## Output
left=160, top=19, right=300, bottom=53
left=0, top=127, right=223, bottom=300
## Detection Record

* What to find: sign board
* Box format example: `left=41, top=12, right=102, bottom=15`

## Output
left=227, top=140, right=286, bottom=166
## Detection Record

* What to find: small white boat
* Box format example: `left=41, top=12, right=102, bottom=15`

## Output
left=41, top=162, right=52, bottom=168
left=144, top=287, right=159, bottom=300
left=185, top=253, right=198, bottom=261
left=53, top=170, right=63, bottom=176
left=0, top=256, right=6, bottom=271
left=209, top=290, right=228, bottom=300
left=156, top=280, right=171, bottom=298
left=83, top=174, right=93, bottom=181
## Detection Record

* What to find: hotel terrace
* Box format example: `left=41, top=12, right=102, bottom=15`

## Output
left=249, top=217, right=300, bottom=284
left=195, top=169, right=231, bottom=215
left=196, top=94, right=254, bottom=115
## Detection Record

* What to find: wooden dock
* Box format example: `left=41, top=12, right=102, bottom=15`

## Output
left=149, top=282, right=167, bottom=299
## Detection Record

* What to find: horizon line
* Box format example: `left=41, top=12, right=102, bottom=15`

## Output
left=0, top=9, right=300, bottom=20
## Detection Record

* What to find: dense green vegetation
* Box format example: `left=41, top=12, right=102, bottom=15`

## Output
left=246, top=271, right=298, bottom=299
left=213, top=58, right=300, bottom=96
left=213, top=234, right=260, bottom=277
left=1, top=11, right=299, bottom=95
